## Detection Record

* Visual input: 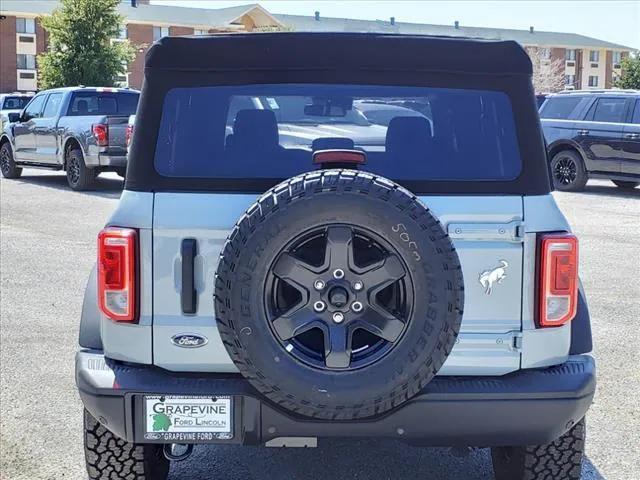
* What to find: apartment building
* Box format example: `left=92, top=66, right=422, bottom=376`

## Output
left=0, top=0, right=634, bottom=92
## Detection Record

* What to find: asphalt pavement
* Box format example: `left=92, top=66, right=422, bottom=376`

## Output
left=1, top=171, right=638, bottom=480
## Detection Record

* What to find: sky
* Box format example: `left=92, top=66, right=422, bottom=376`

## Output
left=156, top=0, right=640, bottom=49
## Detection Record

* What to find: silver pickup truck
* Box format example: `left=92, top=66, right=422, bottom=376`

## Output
left=0, top=86, right=139, bottom=190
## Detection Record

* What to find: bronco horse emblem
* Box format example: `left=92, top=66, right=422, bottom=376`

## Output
left=478, top=260, right=509, bottom=295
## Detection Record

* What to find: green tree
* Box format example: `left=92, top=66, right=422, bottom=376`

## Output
left=37, top=0, right=135, bottom=89
left=614, top=54, right=640, bottom=89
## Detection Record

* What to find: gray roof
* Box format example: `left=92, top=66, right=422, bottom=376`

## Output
left=0, top=1, right=632, bottom=50
left=0, top=1, right=283, bottom=29
left=275, top=14, right=634, bottom=50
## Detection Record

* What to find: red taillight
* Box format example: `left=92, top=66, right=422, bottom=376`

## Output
left=98, top=227, right=137, bottom=322
left=538, top=233, right=578, bottom=327
left=92, top=124, right=109, bottom=147
left=125, top=124, right=133, bottom=147
left=313, top=149, right=366, bottom=166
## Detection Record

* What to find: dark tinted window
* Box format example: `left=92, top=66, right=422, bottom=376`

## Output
left=2, top=96, right=31, bottom=110
left=154, top=84, right=521, bottom=181
left=586, top=98, right=627, bottom=123
left=539, top=96, right=583, bottom=119
left=23, top=94, right=46, bottom=119
left=67, top=92, right=139, bottom=116
left=633, top=100, right=640, bottom=124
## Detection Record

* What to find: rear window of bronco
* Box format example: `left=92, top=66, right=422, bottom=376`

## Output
left=153, top=84, right=522, bottom=181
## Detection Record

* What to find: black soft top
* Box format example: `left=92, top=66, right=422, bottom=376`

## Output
left=127, top=33, right=550, bottom=195
left=145, top=32, right=532, bottom=76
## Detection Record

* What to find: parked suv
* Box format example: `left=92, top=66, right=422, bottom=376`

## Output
left=0, top=92, right=33, bottom=131
left=0, top=86, right=139, bottom=190
left=76, top=34, right=595, bottom=480
left=540, top=89, right=640, bottom=191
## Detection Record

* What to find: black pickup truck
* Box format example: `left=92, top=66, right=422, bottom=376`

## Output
left=0, top=86, right=139, bottom=190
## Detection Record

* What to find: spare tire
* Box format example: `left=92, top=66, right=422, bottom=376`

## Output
left=215, top=170, right=464, bottom=420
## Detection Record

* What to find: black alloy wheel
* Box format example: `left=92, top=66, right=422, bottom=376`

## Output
left=0, top=143, right=22, bottom=179
left=550, top=150, right=587, bottom=192
left=67, top=154, right=81, bottom=185
left=553, top=156, right=577, bottom=186
left=266, top=224, right=413, bottom=370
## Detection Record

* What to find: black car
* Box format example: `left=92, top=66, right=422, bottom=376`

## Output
left=540, top=90, right=640, bottom=191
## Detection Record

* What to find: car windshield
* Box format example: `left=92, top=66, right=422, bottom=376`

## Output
left=154, top=83, right=521, bottom=181
left=2, top=96, right=31, bottom=110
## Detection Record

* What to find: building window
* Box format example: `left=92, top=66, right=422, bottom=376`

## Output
left=565, top=49, right=576, bottom=61
left=118, top=25, right=128, bottom=39
left=589, top=50, right=599, bottom=62
left=540, top=47, right=551, bottom=60
left=115, top=62, right=129, bottom=87
left=16, top=17, right=36, bottom=34
left=153, top=26, right=169, bottom=41
left=17, top=54, right=36, bottom=70
left=565, top=75, right=575, bottom=86
left=588, top=76, right=599, bottom=87
left=194, top=29, right=207, bottom=35
left=612, top=51, right=622, bottom=67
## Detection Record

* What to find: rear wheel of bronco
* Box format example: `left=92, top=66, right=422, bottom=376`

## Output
left=215, top=170, right=464, bottom=420
left=0, top=142, right=22, bottom=179
left=66, top=149, right=96, bottom=191
left=612, top=180, right=639, bottom=189
left=550, top=150, right=587, bottom=192
left=491, top=418, right=585, bottom=480
left=83, top=409, right=169, bottom=480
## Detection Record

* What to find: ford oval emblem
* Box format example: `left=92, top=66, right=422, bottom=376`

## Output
left=171, top=334, right=208, bottom=348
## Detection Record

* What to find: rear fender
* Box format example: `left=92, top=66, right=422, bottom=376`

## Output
left=570, top=281, right=592, bottom=355
left=79, top=264, right=102, bottom=350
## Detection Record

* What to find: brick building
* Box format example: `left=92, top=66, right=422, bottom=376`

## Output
left=0, top=0, right=634, bottom=92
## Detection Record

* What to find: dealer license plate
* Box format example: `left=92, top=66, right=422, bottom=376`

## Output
left=143, top=395, right=233, bottom=442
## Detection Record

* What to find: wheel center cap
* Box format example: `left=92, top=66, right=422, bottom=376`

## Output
left=328, top=286, right=349, bottom=308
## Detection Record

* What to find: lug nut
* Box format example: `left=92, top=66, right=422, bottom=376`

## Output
left=353, top=280, right=363, bottom=291
left=332, top=312, right=345, bottom=323
left=313, top=301, right=326, bottom=313
left=351, top=301, right=363, bottom=313
left=314, top=280, right=326, bottom=291
left=333, top=269, right=345, bottom=280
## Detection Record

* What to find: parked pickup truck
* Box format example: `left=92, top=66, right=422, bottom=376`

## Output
left=0, top=86, right=139, bottom=190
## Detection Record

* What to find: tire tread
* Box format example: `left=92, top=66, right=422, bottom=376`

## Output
left=83, top=409, right=169, bottom=480
left=215, top=169, right=464, bottom=420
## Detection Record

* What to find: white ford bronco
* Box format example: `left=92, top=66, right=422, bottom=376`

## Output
left=76, top=33, right=595, bottom=480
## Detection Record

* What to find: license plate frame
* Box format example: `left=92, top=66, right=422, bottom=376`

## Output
left=142, top=395, right=233, bottom=443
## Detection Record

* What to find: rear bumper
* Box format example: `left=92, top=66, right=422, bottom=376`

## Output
left=76, top=351, right=595, bottom=447
left=85, top=153, right=127, bottom=168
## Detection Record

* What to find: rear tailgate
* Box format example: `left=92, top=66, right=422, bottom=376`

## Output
left=151, top=193, right=523, bottom=375
left=103, top=115, right=130, bottom=156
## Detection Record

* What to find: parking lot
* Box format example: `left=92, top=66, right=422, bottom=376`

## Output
left=1, top=171, right=638, bottom=480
